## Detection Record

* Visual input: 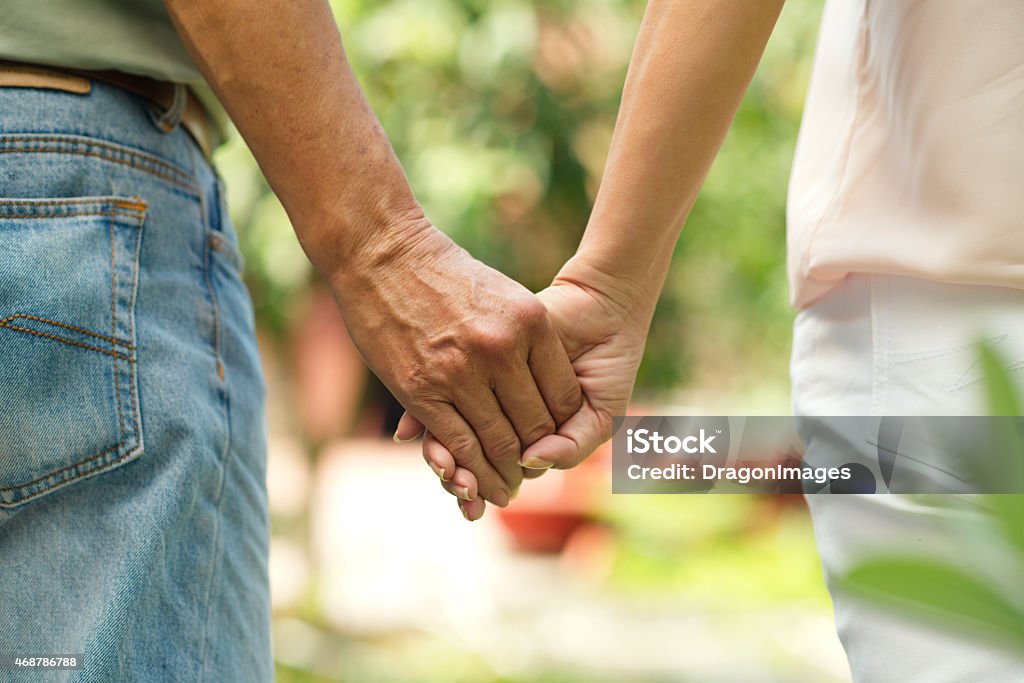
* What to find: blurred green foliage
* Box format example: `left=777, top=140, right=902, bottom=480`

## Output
left=216, top=0, right=823, bottom=401
left=601, top=496, right=831, bottom=609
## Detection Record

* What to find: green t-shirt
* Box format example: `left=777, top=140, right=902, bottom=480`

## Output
left=0, top=0, right=228, bottom=141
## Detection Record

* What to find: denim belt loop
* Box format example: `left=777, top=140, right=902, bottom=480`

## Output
left=155, top=83, right=188, bottom=133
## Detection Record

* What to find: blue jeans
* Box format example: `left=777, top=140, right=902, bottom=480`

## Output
left=0, top=81, right=271, bottom=680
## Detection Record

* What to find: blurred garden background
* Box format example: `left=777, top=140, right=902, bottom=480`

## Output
left=213, top=0, right=853, bottom=680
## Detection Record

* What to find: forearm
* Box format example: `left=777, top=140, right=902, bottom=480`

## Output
left=163, top=0, right=428, bottom=278
left=165, top=0, right=590, bottom=506
left=563, top=0, right=784, bottom=323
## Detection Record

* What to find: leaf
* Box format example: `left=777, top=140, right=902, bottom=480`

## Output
left=977, top=341, right=1024, bottom=558
left=988, top=494, right=1024, bottom=562
left=979, top=341, right=1024, bottom=417
left=842, top=557, right=1024, bottom=652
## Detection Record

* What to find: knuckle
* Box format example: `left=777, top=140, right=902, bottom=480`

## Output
left=552, top=382, right=583, bottom=415
left=445, top=432, right=478, bottom=460
left=435, top=349, right=472, bottom=381
left=470, top=324, right=518, bottom=356
left=485, top=431, right=522, bottom=462
left=473, top=410, right=508, bottom=437
left=510, top=297, right=547, bottom=329
left=521, top=418, right=556, bottom=447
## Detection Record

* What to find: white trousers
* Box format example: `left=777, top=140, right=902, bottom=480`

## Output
left=791, top=274, right=1024, bottom=682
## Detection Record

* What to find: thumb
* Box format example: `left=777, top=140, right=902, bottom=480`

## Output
left=519, top=401, right=611, bottom=470
left=393, top=411, right=426, bottom=442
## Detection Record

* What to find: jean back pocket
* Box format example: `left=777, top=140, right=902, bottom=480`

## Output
left=0, top=197, right=145, bottom=507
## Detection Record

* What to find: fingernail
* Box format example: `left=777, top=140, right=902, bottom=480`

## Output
left=459, top=501, right=474, bottom=522
left=490, top=489, right=510, bottom=508
left=520, top=456, right=554, bottom=470
left=453, top=486, right=473, bottom=501
left=392, top=432, right=403, bottom=443
left=430, top=463, right=449, bottom=481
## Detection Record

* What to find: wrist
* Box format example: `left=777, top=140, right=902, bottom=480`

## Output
left=553, top=252, right=661, bottom=328
left=301, top=199, right=440, bottom=288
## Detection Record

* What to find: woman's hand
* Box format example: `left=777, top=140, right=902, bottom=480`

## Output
left=411, top=261, right=651, bottom=519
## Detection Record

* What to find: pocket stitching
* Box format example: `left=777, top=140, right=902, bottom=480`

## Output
left=0, top=445, right=121, bottom=496
left=0, top=200, right=146, bottom=506
left=0, top=135, right=199, bottom=197
left=0, top=315, right=136, bottom=360
left=0, top=313, right=135, bottom=348
left=109, top=209, right=127, bottom=447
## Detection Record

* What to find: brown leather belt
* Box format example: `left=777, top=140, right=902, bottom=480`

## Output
left=0, top=60, right=217, bottom=159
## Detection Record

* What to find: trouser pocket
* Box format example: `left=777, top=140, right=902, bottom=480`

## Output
left=0, top=197, right=146, bottom=507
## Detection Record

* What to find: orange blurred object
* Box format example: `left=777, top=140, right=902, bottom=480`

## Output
left=495, top=433, right=612, bottom=553
left=291, top=284, right=367, bottom=444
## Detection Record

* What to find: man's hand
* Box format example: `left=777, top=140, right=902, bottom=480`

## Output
left=335, top=219, right=583, bottom=506
left=417, top=258, right=649, bottom=519
left=161, top=0, right=586, bottom=507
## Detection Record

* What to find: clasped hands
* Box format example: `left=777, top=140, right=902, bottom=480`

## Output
left=330, top=220, right=646, bottom=521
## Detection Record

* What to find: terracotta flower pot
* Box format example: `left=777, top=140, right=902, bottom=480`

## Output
left=495, top=427, right=614, bottom=554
